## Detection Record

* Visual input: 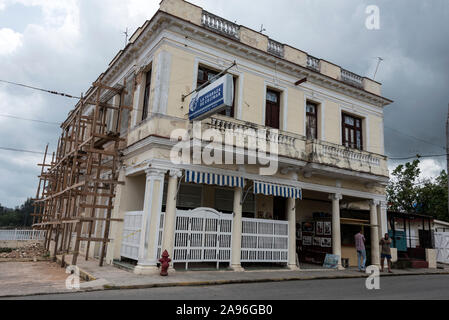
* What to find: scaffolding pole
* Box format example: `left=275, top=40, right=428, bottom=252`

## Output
left=32, top=80, right=130, bottom=267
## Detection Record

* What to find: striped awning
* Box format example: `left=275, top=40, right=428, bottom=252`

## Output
left=254, top=181, right=302, bottom=199
left=185, top=170, right=245, bottom=188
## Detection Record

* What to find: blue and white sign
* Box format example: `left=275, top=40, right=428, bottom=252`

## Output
left=323, top=254, right=340, bottom=269
left=189, top=73, right=234, bottom=121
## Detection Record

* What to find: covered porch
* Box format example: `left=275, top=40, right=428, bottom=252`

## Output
left=114, top=164, right=386, bottom=274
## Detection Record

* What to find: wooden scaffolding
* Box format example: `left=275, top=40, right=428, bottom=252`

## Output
left=32, top=81, right=130, bottom=267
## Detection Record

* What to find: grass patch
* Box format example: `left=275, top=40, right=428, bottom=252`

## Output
left=0, top=248, right=13, bottom=254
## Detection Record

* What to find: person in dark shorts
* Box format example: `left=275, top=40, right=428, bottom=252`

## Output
left=354, top=229, right=366, bottom=272
left=379, top=233, right=393, bottom=273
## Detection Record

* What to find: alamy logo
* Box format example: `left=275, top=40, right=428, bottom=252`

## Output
left=170, top=121, right=279, bottom=176
left=65, top=265, right=80, bottom=290
left=365, top=5, right=380, bottom=30
left=365, top=265, right=380, bottom=290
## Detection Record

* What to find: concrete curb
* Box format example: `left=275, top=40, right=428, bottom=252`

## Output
left=59, top=257, right=449, bottom=292
left=55, top=256, right=97, bottom=282
left=103, top=270, right=449, bottom=291
left=80, top=279, right=111, bottom=290
left=2, top=265, right=448, bottom=299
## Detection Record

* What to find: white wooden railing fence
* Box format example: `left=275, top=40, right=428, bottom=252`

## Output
left=170, top=208, right=233, bottom=269
left=120, top=211, right=143, bottom=261
left=435, top=232, right=449, bottom=264
left=0, top=229, right=45, bottom=241
left=241, top=218, right=289, bottom=263
left=124, top=209, right=290, bottom=267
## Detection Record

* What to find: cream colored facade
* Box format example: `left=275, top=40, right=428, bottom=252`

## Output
left=76, top=0, right=394, bottom=272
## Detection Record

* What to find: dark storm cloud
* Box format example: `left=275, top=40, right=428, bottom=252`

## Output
left=0, top=0, right=447, bottom=207
left=193, top=0, right=449, bottom=171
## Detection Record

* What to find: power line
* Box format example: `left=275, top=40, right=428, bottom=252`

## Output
left=0, top=113, right=61, bottom=126
left=0, top=146, right=48, bottom=155
left=389, top=154, right=448, bottom=161
left=0, top=79, right=81, bottom=100
left=385, top=126, right=445, bottom=150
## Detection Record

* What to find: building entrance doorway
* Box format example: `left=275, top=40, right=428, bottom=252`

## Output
left=273, top=197, right=286, bottom=221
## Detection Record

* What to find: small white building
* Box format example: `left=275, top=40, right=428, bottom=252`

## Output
left=434, top=220, right=449, bottom=233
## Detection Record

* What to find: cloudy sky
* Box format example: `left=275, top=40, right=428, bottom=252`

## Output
left=0, top=0, right=448, bottom=208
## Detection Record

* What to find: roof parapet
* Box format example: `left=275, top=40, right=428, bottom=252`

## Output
left=157, top=0, right=385, bottom=98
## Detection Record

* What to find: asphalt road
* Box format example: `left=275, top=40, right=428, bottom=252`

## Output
left=6, top=275, right=449, bottom=300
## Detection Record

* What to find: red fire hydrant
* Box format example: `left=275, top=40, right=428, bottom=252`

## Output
left=159, top=250, right=171, bottom=277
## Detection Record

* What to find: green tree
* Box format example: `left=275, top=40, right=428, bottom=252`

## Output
left=386, top=160, right=421, bottom=213
left=387, top=160, right=449, bottom=222
left=416, top=171, right=448, bottom=222
left=0, top=198, right=35, bottom=228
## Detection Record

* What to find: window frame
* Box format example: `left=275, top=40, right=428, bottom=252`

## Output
left=141, top=69, right=152, bottom=121
left=306, top=101, right=319, bottom=140
left=196, top=65, right=236, bottom=118
left=342, top=112, right=364, bottom=150
left=265, top=89, right=281, bottom=129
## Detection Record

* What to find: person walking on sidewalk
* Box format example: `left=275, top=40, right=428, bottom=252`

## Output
left=380, top=233, right=393, bottom=273
left=355, top=229, right=366, bottom=272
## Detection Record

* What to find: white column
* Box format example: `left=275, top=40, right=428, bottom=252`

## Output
left=134, top=168, right=166, bottom=275
left=231, top=187, right=244, bottom=272
left=161, top=169, right=182, bottom=262
left=377, top=201, right=388, bottom=269
left=370, top=200, right=381, bottom=267
left=287, top=197, right=299, bottom=270
left=330, top=194, right=344, bottom=270
left=377, top=201, right=388, bottom=240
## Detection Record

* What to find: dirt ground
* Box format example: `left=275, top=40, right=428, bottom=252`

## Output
left=0, top=242, right=47, bottom=260
left=0, top=261, right=79, bottom=297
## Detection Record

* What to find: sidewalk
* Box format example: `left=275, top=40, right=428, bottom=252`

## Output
left=1, top=256, right=448, bottom=298
left=58, top=255, right=449, bottom=291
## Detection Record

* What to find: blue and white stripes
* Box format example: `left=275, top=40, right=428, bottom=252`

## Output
left=254, top=181, right=302, bottom=200
left=184, top=170, right=301, bottom=199
left=185, top=170, right=245, bottom=188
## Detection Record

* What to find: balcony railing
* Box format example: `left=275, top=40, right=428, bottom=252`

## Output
left=268, top=39, right=284, bottom=58
left=307, top=55, right=320, bottom=72
left=341, top=69, right=363, bottom=88
left=319, top=143, right=382, bottom=166
left=209, top=117, right=298, bottom=148
left=202, top=116, right=388, bottom=177
left=202, top=11, right=240, bottom=40
left=306, top=140, right=388, bottom=177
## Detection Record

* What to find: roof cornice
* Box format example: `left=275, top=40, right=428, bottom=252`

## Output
left=100, top=11, right=392, bottom=108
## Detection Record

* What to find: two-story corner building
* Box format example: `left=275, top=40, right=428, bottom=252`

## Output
left=72, top=0, right=393, bottom=273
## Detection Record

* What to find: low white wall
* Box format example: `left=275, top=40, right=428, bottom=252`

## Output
left=426, top=249, right=437, bottom=269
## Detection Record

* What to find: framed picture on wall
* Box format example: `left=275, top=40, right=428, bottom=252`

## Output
left=316, top=221, right=324, bottom=235
left=303, top=236, right=312, bottom=246
left=302, top=222, right=315, bottom=234
left=324, top=222, right=332, bottom=235
left=313, top=237, right=321, bottom=246
left=321, top=237, right=332, bottom=248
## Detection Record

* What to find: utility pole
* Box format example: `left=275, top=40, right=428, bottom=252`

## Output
left=446, top=103, right=449, bottom=216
